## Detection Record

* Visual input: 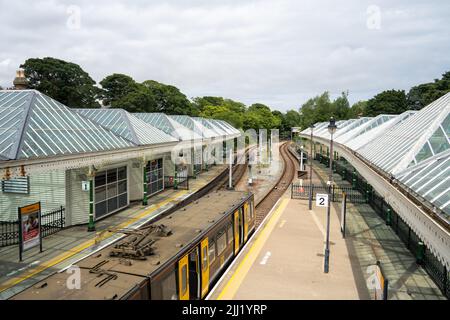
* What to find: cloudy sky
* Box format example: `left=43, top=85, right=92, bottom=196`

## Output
left=0, top=0, right=449, bottom=111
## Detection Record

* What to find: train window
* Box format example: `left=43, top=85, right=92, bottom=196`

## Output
left=161, top=271, right=178, bottom=300
left=202, top=246, right=208, bottom=270
left=249, top=200, right=254, bottom=219
left=209, top=240, right=216, bottom=264
left=227, top=224, right=233, bottom=244
left=216, top=232, right=227, bottom=255
left=181, top=265, right=188, bottom=296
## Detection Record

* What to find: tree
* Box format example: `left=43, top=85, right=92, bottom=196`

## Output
left=349, top=100, right=367, bottom=118
left=21, top=57, right=100, bottom=108
left=142, top=80, right=198, bottom=115
left=333, top=91, right=351, bottom=120
left=113, top=85, right=157, bottom=113
left=243, top=103, right=281, bottom=131
left=407, top=71, right=450, bottom=110
left=100, top=73, right=139, bottom=106
left=200, top=104, right=244, bottom=128
left=192, top=96, right=225, bottom=111
left=365, top=90, right=407, bottom=116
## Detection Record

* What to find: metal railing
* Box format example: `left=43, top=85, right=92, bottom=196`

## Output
left=0, top=206, right=65, bottom=248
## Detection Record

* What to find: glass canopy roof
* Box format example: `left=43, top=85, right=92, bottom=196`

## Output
left=345, top=111, right=416, bottom=151
left=170, top=115, right=216, bottom=139
left=0, top=90, right=135, bottom=160
left=396, top=153, right=450, bottom=216
left=358, top=93, right=450, bottom=174
left=75, top=109, right=177, bottom=145
left=305, top=92, right=450, bottom=216
left=193, top=117, right=228, bottom=138
left=134, top=113, right=203, bottom=141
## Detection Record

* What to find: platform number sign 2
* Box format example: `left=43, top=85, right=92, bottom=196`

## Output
left=316, top=194, right=328, bottom=207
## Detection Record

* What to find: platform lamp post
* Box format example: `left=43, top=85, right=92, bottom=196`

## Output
left=308, top=124, right=315, bottom=210
left=87, top=165, right=96, bottom=232
left=300, top=145, right=304, bottom=171
left=324, top=117, right=337, bottom=274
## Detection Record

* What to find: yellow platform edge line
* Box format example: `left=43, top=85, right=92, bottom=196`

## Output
left=217, top=197, right=290, bottom=300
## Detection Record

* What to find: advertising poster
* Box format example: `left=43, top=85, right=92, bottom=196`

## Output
left=19, top=202, right=42, bottom=253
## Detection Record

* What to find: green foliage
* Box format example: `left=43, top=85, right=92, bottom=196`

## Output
left=298, top=91, right=350, bottom=129
left=349, top=100, right=367, bottom=118
left=244, top=103, right=281, bottom=131
left=365, top=90, right=407, bottom=116
left=200, top=104, right=244, bottom=129
left=142, top=80, right=198, bottom=115
left=407, top=71, right=450, bottom=110
left=100, top=73, right=139, bottom=106
left=21, top=57, right=100, bottom=108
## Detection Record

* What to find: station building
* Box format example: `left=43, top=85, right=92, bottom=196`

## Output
left=0, top=89, right=240, bottom=226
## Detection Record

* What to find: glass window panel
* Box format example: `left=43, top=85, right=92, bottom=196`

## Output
left=107, top=182, right=118, bottom=198
left=107, top=197, right=118, bottom=212
left=217, top=232, right=227, bottom=255
left=442, top=114, right=450, bottom=136
left=425, top=180, right=449, bottom=201
left=118, top=193, right=128, bottom=208
left=95, top=172, right=106, bottom=186
left=107, top=169, right=117, bottom=183
left=227, top=225, right=233, bottom=244
left=118, top=166, right=127, bottom=180
left=118, top=180, right=127, bottom=194
left=209, top=241, right=216, bottom=264
left=415, top=143, right=433, bottom=163
left=434, top=191, right=450, bottom=208
left=429, top=127, right=449, bottom=155
left=95, top=201, right=107, bottom=218
left=95, top=185, right=106, bottom=202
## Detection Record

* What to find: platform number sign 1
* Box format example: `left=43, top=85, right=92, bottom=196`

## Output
left=316, top=194, right=328, bottom=207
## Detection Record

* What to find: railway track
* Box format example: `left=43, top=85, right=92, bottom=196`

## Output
left=255, top=142, right=298, bottom=226
left=214, top=146, right=256, bottom=191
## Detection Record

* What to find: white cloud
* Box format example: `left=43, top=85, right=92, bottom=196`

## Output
left=0, top=0, right=449, bottom=110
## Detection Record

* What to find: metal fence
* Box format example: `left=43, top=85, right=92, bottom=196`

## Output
left=314, top=154, right=449, bottom=299
left=0, top=206, right=65, bottom=248
left=164, top=170, right=189, bottom=190
left=291, top=184, right=366, bottom=204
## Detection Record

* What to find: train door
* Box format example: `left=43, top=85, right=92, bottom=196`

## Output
left=234, top=211, right=240, bottom=255
left=188, top=248, right=201, bottom=300
left=178, top=255, right=189, bottom=300
left=243, top=203, right=249, bottom=242
left=200, top=238, right=209, bottom=298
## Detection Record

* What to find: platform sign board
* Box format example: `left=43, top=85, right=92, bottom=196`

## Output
left=340, top=193, right=347, bottom=238
left=316, top=194, right=328, bottom=207
left=18, top=202, right=42, bottom=261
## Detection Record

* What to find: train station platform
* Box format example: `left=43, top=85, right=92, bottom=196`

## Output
left=208, top=192, right=363, bottom=300
left=208, top=164, right=446, bottom=300
left=0, top=165, right=226, bottom=300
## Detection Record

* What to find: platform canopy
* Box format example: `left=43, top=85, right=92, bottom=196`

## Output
left=304, top=92, right=450, bottom=216
left=133, top=113, right=203, bottom=141
left=358, top=93, right=450, bottom=175
left=345, top=111, right=416, bottom=150
left=193, top=117, right=228, bottom=138
left=218, top=120, right=241, bottom=135
left=170, top=115, right=217, bottom=139
left=396, top=152, right=449, bottom=215
left=75, top=109, right=178, bottom=145
left=0, top=90, right=135, bottom=161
